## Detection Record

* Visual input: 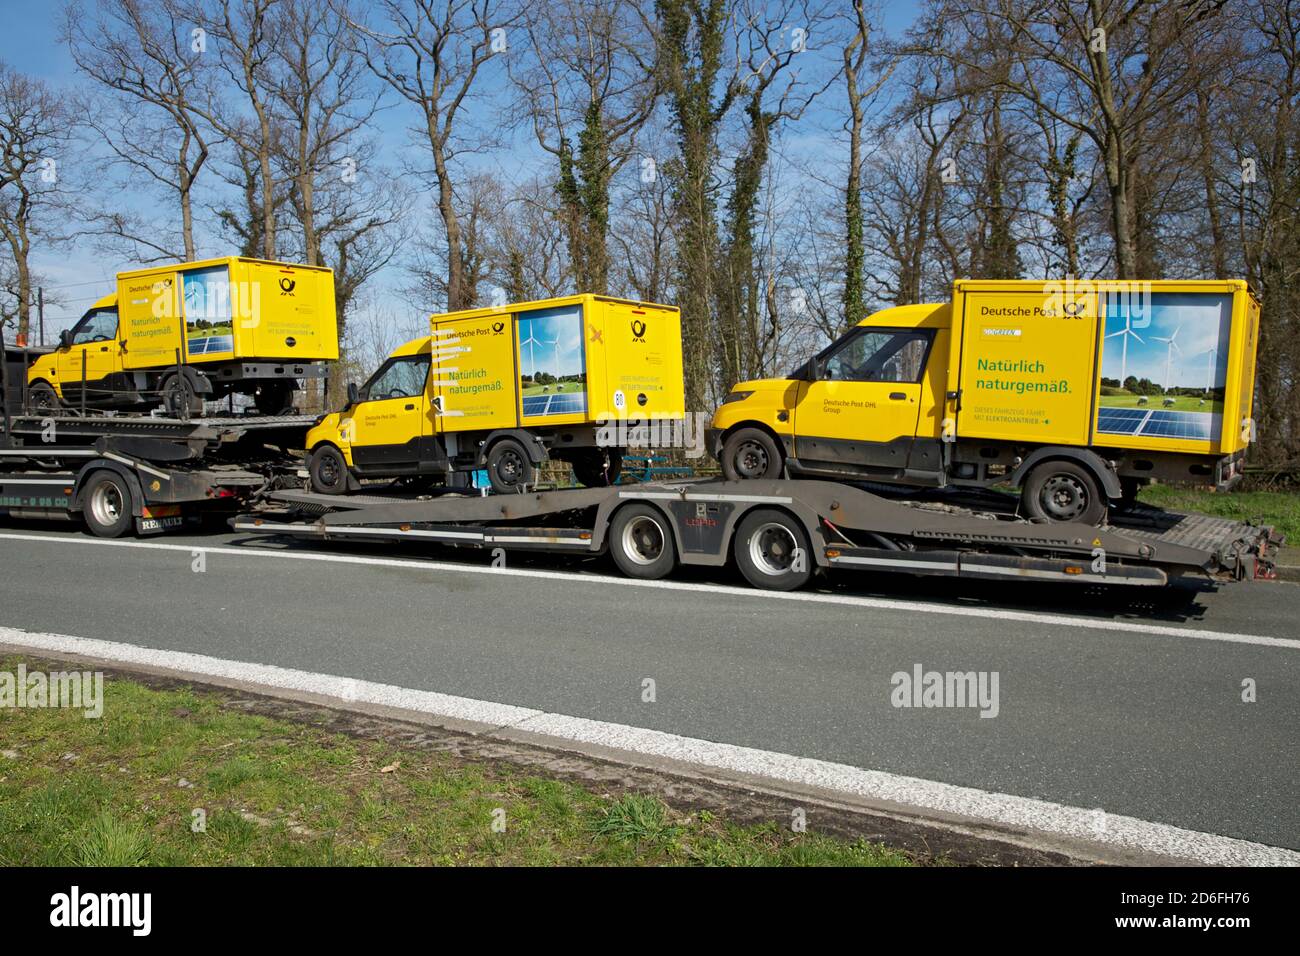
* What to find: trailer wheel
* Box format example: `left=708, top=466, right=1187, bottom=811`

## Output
left=486, top=438, right=535, bottom=493
left=609, top=504, right=677, bottom=580
left=721, top=427, right=783, bottom=480
left=82, top=471, right=134, bottom=538
left=733, top=507, right=812, bottom=591
left=309, top=445, right=351, bottom=495
left=572, top=448, right=623, bottom=487
left=1023, top=461, right=1107, bottom=525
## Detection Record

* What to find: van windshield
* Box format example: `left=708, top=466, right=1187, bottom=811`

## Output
left=820, top=328, right=933, bottom=383
left=363, top=354, right=430, bottom=401
left=70, top=308, right=119, bottom=345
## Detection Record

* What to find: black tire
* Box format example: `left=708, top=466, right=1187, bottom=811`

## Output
left=608, top=503, right=677, bottom=580
left=254, top=381, right=296, bottom=416
left=27, top=381, right=59, bottom=413
left=161, top=373, right=201, bottom=418
left=572, top=448, right=623, bottom=487
left=485, top=438, right=535, bottom=493
left=732, top=507, right=813, bottom=591
left=81, top=471, right=134, bottom=538
left=720, top=427, right=783, bottom=480
left=1022, top=460, right=1108, bottom=525
left=1117, top=477, right=1144, bottom=511
left=309, top=445, right=351, bottom=495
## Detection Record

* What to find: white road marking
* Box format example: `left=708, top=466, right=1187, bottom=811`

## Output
left=0, top=624, right=1295, bottom=866
left=1, top=530, right=1296, bottom=650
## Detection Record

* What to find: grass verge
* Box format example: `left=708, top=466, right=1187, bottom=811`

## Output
left=0, top=658, right=911, bottom=867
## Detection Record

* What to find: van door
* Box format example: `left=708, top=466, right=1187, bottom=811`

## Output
left=791, top=327, right=934, bottom=472
left=346, top=352, right=432, bottom=475
left=57, top=306, right=124, bottom=406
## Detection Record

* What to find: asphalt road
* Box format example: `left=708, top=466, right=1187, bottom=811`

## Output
left=1, top=520, right=1297, bottom=853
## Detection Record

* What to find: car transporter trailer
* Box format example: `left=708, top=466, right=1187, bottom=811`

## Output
left=3, top=330, right=1281, bottom=591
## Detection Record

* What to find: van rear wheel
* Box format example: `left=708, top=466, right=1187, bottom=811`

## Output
left=1023, top=461, right=1107, bottom=525
left=161, top=374, right=201, bottom=418
left=572, top=449, right=623, bottom=487
left=486, top=438, right=535, bottom=493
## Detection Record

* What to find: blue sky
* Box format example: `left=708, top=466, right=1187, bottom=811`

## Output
left=2, top=0, right=921, bottom=343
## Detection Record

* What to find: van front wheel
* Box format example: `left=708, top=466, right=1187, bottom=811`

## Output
left=721, top=428, right=783, bottom=480
left=1022, top=461, right=1107, bottom=525
left=309, top=446, right=351, bottom=495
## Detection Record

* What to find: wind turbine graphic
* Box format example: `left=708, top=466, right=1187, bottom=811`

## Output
left=1201, top=346, right=1219, bottom=394
left=1152, top=324, right=1182, bottom=394
left=1106, top=310, right=1145, bottom=383
left=520, top=322, right=541, bottom=378
left=542, top=334, right=560, bottom=384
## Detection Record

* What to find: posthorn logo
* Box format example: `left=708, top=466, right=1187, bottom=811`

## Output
left=278, top=277, right=296, bottom=295
left=631, top=319, right=646, bottom=342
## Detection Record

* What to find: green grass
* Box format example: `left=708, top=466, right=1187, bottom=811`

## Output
left=0, top=661, right=912, bottom=868
left=521, top=381, right=583, bottom=397
left=1138, top=484, right=1300, bottom=541
left=1098, top=392, right=1222, bottom=413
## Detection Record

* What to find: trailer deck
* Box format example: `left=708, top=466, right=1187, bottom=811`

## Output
left=230, top=478, right=1280, bottom=591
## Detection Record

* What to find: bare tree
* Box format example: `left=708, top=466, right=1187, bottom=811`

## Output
left=63, top=0, right=213, bottom=261
left=195, top=0, right=285, bottom=260
left=510, top=0, right=659, bottom=293
left=842, top=0, right=894, bottom=326
left=354, top=0, right=509, bottom=311
left=0, top=64, right=73, bottom=341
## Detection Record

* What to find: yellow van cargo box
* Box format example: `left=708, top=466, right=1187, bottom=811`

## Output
left=429, top=294, right=685, bottom=432
left=947, top=280, right=1258, bottom=457
left=117, top=257, right=338, bottom=369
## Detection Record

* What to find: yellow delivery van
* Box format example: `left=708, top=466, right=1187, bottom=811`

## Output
left=26, top=257, right=337, bottom=416
left=306, top=294, right=685, bottom=493
left=709, top=279, right=1260, bottom=524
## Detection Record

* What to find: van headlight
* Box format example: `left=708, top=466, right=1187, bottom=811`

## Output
left=722, top=390, right=754, bottom=405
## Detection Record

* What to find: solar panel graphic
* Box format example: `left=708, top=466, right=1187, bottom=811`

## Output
left=1097, top=407, right=1219, bottom=441
left=522, top=392, right=586, bottom=417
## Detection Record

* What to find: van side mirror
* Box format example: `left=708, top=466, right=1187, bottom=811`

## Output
left=346, top=382, right=359, bottom=406
left=58, top=329, right=72, bottom=349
